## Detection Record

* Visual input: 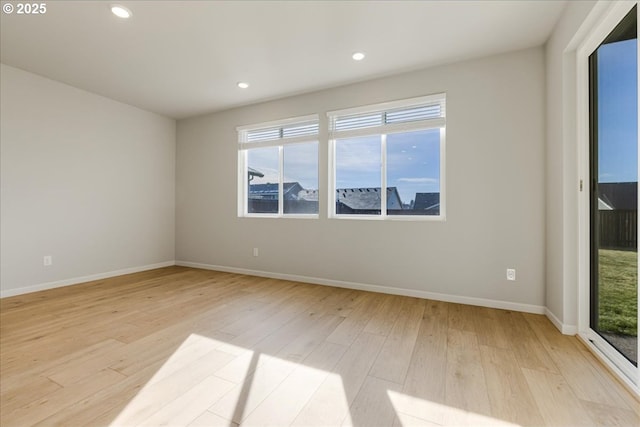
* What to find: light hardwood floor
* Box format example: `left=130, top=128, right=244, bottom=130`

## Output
left=1, top=266, right=638, bottom=426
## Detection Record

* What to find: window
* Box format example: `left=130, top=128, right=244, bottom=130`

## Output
left=238, top=115, right=319, bottom=217
left=328, top=94, right=446, bottom=219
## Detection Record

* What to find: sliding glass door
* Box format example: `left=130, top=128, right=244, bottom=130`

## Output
left=589, top=5, right=638, bottom=369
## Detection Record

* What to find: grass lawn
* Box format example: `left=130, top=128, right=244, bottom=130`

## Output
left=598, top=249, right=638, bottom=336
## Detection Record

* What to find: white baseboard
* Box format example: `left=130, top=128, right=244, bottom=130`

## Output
left=2, top=259, right=550, bottom=318
left=0, top=261, right=176, bottom=298
left=176, top=260, right=546, bottom=315
left=545, top=307, right=578, bottom=335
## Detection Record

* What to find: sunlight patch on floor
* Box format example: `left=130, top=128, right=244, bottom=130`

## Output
left=109, top=333, right=348, bottom=426
left=110, top=333, right=241, bottom=426
left=289, top=370, right=350, bottom=426
left=387, top=390, right=521, bottom=426
left=242, top=364, right=344, bottom=425
left=108, top=332, right=521, bottom=426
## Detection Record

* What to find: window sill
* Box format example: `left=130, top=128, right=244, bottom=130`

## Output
left=240, top=214, right=319, bottom=219
left=329, top=214, right=445, bottom=221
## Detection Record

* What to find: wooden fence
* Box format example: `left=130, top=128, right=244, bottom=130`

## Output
left=600, top=210, right=637, bottom=250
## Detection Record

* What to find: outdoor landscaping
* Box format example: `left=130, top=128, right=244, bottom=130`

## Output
left=598, top=249, right=638, bottom=337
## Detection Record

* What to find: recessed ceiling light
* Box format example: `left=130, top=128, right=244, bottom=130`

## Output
left=110, top=4, right=132, bottom=19
left=237, top=82, right=250, bottom=89
left=352, top=52, right=365, bottom=61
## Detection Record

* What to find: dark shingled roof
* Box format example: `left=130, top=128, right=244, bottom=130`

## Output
left=413, top=193, right=440, bottom=211
left=336, top=187, right=402, bottom=210
left=249, top=182, right=304, bottom=199
left=298, top=189, right=318, bottom=201
left=413, top=193, right=440, bottom=215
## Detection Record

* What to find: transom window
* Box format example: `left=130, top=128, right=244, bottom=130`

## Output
left=238, top=115, right=319, bottom=217
left=328, top=94, right=446, bottom=219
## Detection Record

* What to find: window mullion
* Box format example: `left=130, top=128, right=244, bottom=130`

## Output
left=239, top=149, right=247, bottom=216
left=278, top=145, right=284, bottom=216
left=329, top=139, right=336, bottom=218
left=381, top=134, right=387, bottom=218
left=440, top=127, right=446, bottom=218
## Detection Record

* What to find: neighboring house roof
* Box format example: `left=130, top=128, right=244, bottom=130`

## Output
left=413, top=193, right=440, bottom=211
left=249, top=182, right=304, bottom=199
left=298, top=189, right=318, bottom=201
left=336, top=187, right=403, bottom=210
left=599, top=182, right=637, bottom=210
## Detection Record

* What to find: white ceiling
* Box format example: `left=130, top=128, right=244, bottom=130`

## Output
left=0, top=1, right=566, bottom=119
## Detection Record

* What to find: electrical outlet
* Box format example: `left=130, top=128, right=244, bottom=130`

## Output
left=44, top=255, right=52, bottom=266
left=253, top=248, right=259, bottom=257
left=506, top=268, right=516, bottom=281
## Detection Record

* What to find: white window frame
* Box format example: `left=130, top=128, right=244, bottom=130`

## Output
left=327, top=93, right=446, bottom=221
left=237, top=114, right=319, bottom=219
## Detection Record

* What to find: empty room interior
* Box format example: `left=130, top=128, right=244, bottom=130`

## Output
left=1, top=0, right=639, bottom=426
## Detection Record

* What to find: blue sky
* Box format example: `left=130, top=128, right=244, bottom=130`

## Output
left=386, top=130, right=440, bottom=204
left=597, top=38, right=638, bottom=183
left=247, top=142, right=318, bottom=190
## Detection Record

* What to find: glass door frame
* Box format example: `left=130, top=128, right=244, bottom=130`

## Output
left=577, top=0, right=639, bottom=393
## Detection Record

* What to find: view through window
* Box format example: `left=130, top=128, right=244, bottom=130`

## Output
left=238, top=94, right=445, bottom=220
left=330, top=94, right=445, bottom=218
left=239, top=116, right=319, bottom=216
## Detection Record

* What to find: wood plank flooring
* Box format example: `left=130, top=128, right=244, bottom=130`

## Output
left=1, top=266, right=638, bottom=426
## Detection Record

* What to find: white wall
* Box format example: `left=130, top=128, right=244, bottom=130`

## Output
left=544, top=1, right=598, bottom=332
left=0, top=64, right=176, bottom=297
left=176, top=47, right=546, bottom=312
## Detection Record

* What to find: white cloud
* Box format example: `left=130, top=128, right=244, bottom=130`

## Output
left=397, top=177, right=439, bottom=184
